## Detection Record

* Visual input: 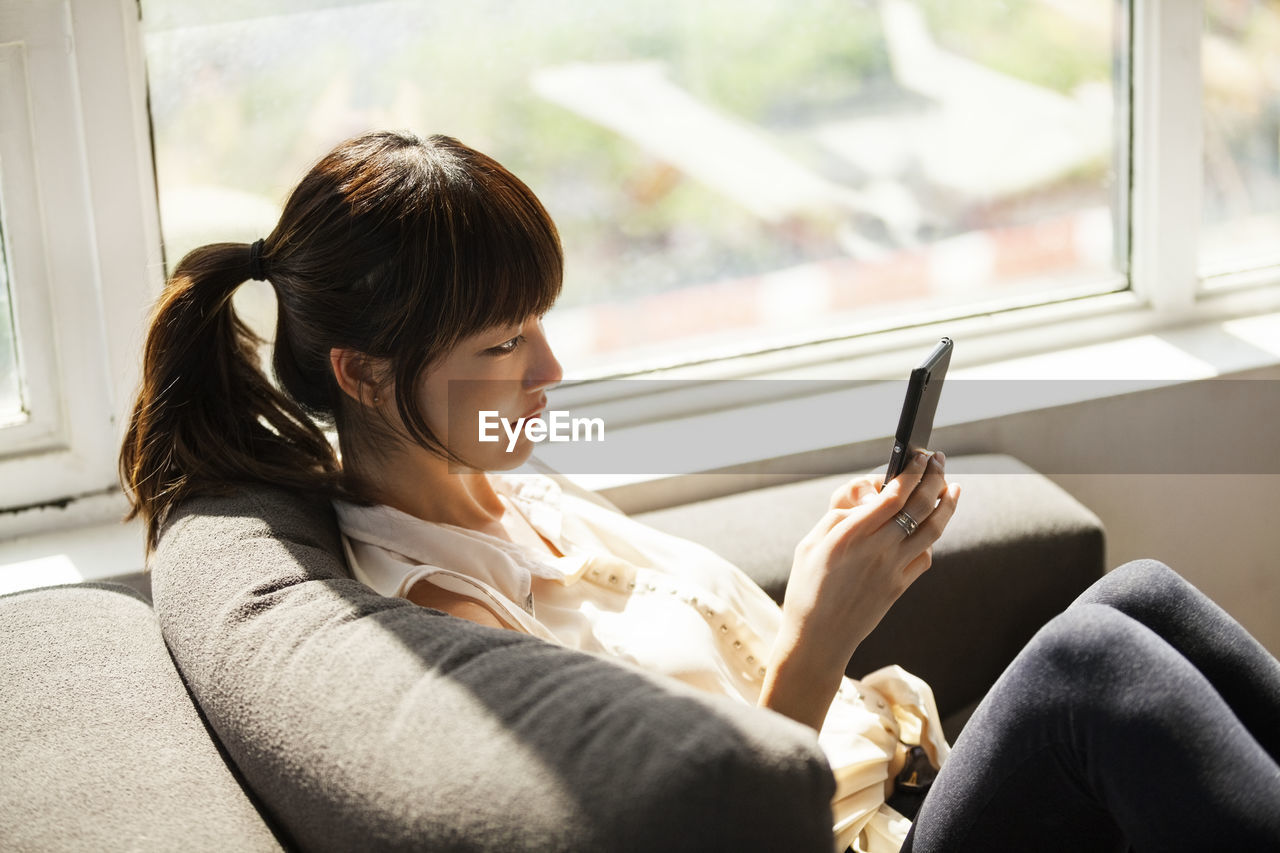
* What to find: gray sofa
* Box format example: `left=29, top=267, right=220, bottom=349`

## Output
left=0, top=454, right=1103, bottom=851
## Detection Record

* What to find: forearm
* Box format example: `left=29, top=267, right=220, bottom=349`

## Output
left=757, top=627, right=849, bottom=731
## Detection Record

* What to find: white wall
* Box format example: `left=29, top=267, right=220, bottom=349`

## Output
left=931, top=363, right=1280, bottom=656
left=1056, top=473, right=1280, bottom=656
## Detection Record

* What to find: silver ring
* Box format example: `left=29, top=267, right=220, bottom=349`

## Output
left=893, top=510, right=919, bottom=537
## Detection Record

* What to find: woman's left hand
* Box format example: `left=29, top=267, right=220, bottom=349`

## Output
left=758, top=451, right=959, bottom=730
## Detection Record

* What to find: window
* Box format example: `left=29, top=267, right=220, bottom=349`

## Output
left=141, top=0, right=1127, bottom=376
left=1201, top=0, right=1280, bottom=278
left=0, top=0, right=159, bottom=513
left=0, top=215, right=22, bottom=427
left=0, top=31, right=62, bottom=456
left=3, top=0, right=1280, bottom=526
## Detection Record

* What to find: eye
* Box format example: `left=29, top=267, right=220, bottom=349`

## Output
left=488, top=334, right=525, bottom=355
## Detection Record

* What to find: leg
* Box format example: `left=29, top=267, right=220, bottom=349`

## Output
left=1074, top=559, right=1280, bottom=762
left=903, top=604, right=1280, bottom=853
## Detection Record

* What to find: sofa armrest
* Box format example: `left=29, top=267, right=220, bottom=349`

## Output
left=634, top=454, right=1106, bottom=738
left=0, top=583, right=283, bottom=852
left=152, top=485, right=836, bottom=853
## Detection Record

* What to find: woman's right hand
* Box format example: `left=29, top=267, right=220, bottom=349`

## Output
left=758, top=450, right=960, bottom=730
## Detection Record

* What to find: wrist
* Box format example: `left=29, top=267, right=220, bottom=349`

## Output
left=757, top=629, right=848, bottom=731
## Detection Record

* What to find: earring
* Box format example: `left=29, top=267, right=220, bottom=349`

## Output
left=372, top=392, right=380, bottom=404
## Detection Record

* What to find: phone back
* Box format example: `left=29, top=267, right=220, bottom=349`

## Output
left=885, top=339, right=952, bottom=480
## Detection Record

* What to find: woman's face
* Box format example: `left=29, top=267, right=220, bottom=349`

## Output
left=415, top=313, right=563, bottom=471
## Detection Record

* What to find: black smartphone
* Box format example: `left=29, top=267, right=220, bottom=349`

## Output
left=884, top=337, right=953, bottom=483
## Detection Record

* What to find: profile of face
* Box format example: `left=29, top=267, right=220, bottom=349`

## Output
left=419, top=313, right=563, bottom=471
left=311, top=134, right=564, bottom=478
left=332, top=312, right=563, bottom=473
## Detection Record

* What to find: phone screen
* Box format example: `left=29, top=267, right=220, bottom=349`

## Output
left=884, top=338, right=953, bottom=482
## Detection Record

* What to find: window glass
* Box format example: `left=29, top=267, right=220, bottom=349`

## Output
left=0, top=212, right=23, bottom=426
left=1202, top=0, right=1280, bottom=278
left=142, top=0, right=1124, bottom=374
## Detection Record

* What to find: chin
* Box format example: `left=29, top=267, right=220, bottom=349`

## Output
left=482, top=441, right=535, bottom=472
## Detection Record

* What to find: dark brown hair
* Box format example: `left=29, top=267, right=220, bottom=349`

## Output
left=120, top=131, right=563, bottom=552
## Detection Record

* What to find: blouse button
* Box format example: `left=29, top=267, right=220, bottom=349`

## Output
left=757, top=666, right=767, bottom=677
left=627, top=581, right=636, bottom=590
left=745, top=655, right=755, bottom=665
left=646, top=583, right=657, bottom=591
left=732, top=640, right=742, bottom=650
left=719, top=624, right=729, bottom=633
left=608, top=574, right=618, bottom=585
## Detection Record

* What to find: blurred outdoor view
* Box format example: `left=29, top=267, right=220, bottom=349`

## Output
left=140, top=0, right=1129, bottom=374
left=1202, top=0, right=1280, bottom=278
left=0, top=216, right=23, bottom=425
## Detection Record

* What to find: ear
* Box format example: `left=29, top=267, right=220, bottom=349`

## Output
left=329, top=347, right=386, bottom=408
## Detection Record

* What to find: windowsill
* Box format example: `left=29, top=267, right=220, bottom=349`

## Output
left=561, top=306, right=1280, bottom=513
left=3, top=305, right=1280, bottom=594
left=0, top=508, right=142, bottom=597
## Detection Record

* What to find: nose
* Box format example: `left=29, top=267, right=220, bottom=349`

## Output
left=523, top=321, right=563, bottom=392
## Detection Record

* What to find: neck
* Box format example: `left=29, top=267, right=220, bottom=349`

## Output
left=345, top=446, right=505, bottom=530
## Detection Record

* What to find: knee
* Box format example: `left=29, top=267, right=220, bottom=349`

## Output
left=971, top=605, right=1156, bottom=736
left=1104, top=558, right=1181, bottom=596
left=1111, top=558, right=1178, bottom=585
left=1073, top=558, right=1184, bottom=609
left=1025, top=604, right=1153, bottom=688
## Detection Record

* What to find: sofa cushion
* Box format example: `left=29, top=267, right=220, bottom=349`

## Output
left=635, top=454, right=1106, bottom=737
left=0, top=583, right=283, bottom=852
left=151, top=485, right=836, bottom=853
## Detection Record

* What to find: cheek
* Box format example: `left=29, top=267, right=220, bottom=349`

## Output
left=415, top=357, right=527, bottom=457
left=435, top=386, right=521, bottom=454
left=413, top=380, right=449, bottom=435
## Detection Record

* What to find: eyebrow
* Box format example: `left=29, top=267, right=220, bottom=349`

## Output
left=492, top=320, right=524, bottom=336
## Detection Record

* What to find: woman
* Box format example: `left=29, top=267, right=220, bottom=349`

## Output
left=120, top=131, right=1280, bottom=852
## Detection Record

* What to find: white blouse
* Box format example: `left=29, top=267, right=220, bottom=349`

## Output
left=334, top=465, right=950, bottom=853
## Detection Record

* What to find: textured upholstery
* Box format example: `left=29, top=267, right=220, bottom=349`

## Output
left=0, top=583, right=284, bottom=852
left=2, top=453, right=1105, bottom=851
left=635, top=454, right=1106, bottom=737
left=150, top=486, right=836, bottom=852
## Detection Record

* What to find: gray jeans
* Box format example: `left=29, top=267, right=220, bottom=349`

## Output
left=903, top=559, right=1280, bottom=852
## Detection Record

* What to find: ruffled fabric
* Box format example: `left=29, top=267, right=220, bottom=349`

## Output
left=335, top=466, right=948, bottom=852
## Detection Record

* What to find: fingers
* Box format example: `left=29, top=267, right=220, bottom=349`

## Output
left=898, top=482, right=961, bottom=555
left=815, top=452, right=954, bottom=554
left=902, top=547, right=933, bottom=584
left=828, top=476, right=883, bottom=510
left=899, top=452, right=949, bottom=529
left=865, top=450, right=934, bottom=528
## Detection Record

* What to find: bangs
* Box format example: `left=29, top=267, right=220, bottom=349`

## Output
left=367, top=135, right=564, bottom=458
left=361, top=136, right=563, bottom=362
left=449, top=157, right=564, bottom=335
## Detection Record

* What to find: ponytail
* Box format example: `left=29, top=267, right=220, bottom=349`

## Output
left=121, top=132, right=564, bottom=553
left=120, top=242, right=340, bottom=554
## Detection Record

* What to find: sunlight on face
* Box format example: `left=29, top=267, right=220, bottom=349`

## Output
left=416, top=314, right=563, bottom=471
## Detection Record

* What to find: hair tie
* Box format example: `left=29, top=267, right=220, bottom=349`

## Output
left=247, top=238, right=269, bottom=281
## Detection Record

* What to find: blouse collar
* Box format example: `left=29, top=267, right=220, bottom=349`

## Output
left=333, top=470, right=593, bottom=606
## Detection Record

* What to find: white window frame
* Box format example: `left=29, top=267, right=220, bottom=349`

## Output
left=0, top=0, right=161, bottom=519
left=0, top=36, right=62, bottom=450
left=3, top=0, right=1280, bottom=530
left=553, top=0, right=1280, bottom=416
